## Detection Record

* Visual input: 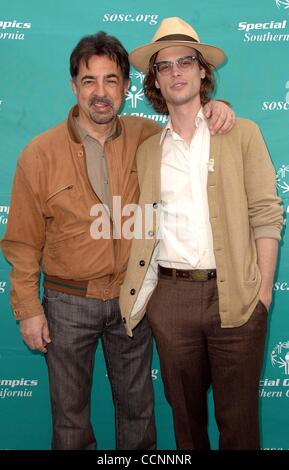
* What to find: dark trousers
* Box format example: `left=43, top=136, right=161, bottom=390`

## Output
left=43, top=288, right=156, bottom=450
left=146, top=275, right=267, bottom=450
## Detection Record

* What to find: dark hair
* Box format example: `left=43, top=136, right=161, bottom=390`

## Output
left=143, top=49, right=216, bottom=115
left=70, top=31, right=130, bottom=81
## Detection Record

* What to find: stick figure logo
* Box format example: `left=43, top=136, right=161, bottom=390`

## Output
left=271, top=341, right=289, bottom=374
left=125, top=85, right=144, bottom=109
left=275, top=0, right=289, bottom=9
left=125, top=71, right=146, bottom=109
left=276, top=165, right=289, bottom=195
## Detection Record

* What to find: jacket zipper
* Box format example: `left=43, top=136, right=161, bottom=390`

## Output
left=46, top=184, right=73, bottom=202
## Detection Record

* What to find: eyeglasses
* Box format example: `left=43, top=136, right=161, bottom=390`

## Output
left=153, top=55, right=198, bottom=76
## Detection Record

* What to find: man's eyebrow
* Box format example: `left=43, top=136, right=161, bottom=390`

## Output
left=81, top=75, right=96, bottom=82
left=80, top=73, right=120, bottom=82
left=105, top=73, right=119, bottom=79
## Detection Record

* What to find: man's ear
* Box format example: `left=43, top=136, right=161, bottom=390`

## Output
left=124, top=79, right=131, bottom=94
left=70, top=79, right=77, bottom=96
left=155, top=79, right=160, bottom=89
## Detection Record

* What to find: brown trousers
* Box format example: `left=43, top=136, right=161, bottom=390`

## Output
left=147, top=274, right=267, bottom=450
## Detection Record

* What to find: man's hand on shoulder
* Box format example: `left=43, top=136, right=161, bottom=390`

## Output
left=204, top=100, right=236, bottom=135
left=20, top=314, right=51, bottom=353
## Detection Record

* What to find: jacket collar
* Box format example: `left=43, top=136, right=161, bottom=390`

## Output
left=67, top=105, right=121, bottom=144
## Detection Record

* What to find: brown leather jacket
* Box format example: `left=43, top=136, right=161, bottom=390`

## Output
left=1, top=105, right=160, bottom=320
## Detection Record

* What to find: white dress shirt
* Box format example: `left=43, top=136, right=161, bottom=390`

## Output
left=157, top=107, right=216, bottom=269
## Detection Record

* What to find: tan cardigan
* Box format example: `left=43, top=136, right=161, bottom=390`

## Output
left=119, top=118, right=283, bottom=336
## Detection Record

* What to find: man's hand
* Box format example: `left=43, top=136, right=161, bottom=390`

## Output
left=203, top=100, right=236, bottom=135
left=258, top=289, right=272, bottom=313
left=256, top=238, right=279, bottom=314
left=20, top=314, right=51, bottom=353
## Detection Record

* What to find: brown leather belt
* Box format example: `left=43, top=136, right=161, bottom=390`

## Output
left=158, top=265, right=217, bottom=281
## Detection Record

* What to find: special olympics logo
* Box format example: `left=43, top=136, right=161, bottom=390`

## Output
left=275, top=0, right=289, bottom=9
left=276, top=165, right=289, bottom=195
left=125, top=71, right=145, bottom=109
left=271, top=341, right=289, bottom=374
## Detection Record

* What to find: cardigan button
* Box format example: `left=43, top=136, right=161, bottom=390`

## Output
left=139, top=260, right=145, bottom=267
left=148, top=230, right=154, bottom=238
left=122, top=317, right=126, bottom=324
left=130, top=289, right=136, bottom=295
left=153, top=202, right=158, bottom=209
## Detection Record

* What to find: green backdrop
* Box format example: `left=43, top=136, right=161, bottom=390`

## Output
left=0, top=0, right=289, bottom=450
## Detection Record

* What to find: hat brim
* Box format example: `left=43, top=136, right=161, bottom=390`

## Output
left=129, top=40, right=226, bottom=72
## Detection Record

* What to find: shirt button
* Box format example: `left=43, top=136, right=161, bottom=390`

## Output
left=130, top=289, right=136, bottom=295
left=139, top=260, right=145, bottom=267
left=77, top=150, right=84, bottom=158
left=148, top=230, right=154, bottom=238
left=153, top=202, right=158, bottom=209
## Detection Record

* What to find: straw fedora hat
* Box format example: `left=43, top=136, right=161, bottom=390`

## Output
left=129, top=17, right=226, bottom=72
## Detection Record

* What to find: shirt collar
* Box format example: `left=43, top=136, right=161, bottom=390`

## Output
left=160, top=107, right=206, bottom=144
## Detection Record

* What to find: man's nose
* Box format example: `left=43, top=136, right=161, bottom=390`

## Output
left=93, top=81, right=106, bottom=96
left=171, top=63, right=181, bottom=76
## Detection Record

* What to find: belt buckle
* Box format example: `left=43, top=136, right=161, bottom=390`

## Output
left=191, top=270, right=207, bottom=281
